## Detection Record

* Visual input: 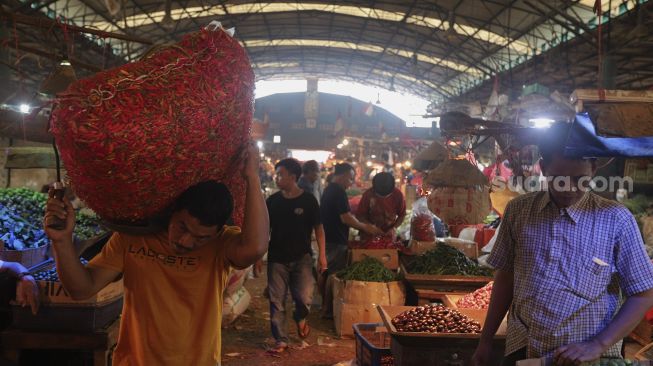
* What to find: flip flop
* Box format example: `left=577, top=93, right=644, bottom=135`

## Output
left=297, top=319, right=311, bottom=339
left=266, top=343, right=288, bottom=356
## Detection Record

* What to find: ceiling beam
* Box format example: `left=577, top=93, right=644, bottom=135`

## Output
left=0, top=9, right=153, bottom=45
left=522, top=0, right=597, bottom=48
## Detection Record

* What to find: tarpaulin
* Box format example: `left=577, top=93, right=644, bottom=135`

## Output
left=564, top=113, right=653, bottom=158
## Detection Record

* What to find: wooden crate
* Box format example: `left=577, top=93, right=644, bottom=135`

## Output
left=31, top=261, right=123, bottom=305
left=12, top=297, right=123, bottom=332
left=415, top=289, right=464, bottom=306
left=0, top=245, right=49, bottom=269
left=636, top=343, right=653, bottom=361
left=335, top=301, right=383, bottom=338
left=377, top=305, right=505, bottom=365
left=632, top=318, right=653, bottom=346
left=401, top=263, right=492, bottom=292
left=349, top=248, right=399, bottom=270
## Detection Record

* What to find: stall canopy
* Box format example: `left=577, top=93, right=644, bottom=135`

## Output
left=564, top=113, right=653, bottom=158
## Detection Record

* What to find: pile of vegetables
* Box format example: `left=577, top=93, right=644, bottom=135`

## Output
left=0, top=188, right=49, bottom=249
left=337, top=257, right=399, bottom=282
left=406, top=244, right=493, bottom=277
left=456, top=282, right=493, bottom=309
left=0, top=188, right=106, bottom=250
left=392, top=304, right=481, bottom=334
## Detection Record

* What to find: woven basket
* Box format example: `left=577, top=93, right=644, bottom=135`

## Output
left=425, top=159, right=489, bottom=188
left=50, top=26, right=253, bottom=226
left=413, top=142, right=449, bottom=171
left=427, top=187, right=491, bottom=225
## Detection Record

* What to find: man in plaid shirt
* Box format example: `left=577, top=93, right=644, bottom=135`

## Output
left=473, top=123, right=653, bottom=365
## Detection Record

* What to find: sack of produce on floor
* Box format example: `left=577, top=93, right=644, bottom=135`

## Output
left=50, top=23, right=254, bottom=226
left=222, top=286, right=251, bottom=326
left=224, top=266, right=252, bottom=297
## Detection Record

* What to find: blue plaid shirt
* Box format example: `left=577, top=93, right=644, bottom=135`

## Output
left=488, top=191, right=653, bottom=358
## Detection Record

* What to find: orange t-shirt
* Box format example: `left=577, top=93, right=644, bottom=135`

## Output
left=88, top=226, right=240, bottom=366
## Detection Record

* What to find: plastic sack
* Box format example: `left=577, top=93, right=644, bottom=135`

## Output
left=224, top=266, right=252, bottom=297
left=222, top=286, right=251, bottom=326
left=410, top=197, right=436, bottom=242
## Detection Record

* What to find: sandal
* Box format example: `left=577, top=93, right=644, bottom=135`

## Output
left=266, top=343, right=288, bottom=356
left=297, top=319, right=311, bottom=339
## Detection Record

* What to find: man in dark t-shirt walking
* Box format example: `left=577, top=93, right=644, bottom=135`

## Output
left=319, top=162, right=383, bottom=317
left=266, top=158, right=326, bottom=353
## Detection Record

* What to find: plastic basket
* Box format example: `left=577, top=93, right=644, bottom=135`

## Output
left=353, top=323, right=392, bottom=366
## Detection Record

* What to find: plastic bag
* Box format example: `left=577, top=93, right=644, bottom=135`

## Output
left=410, top=197, right=436, bottom=241
left=222, top=287, right=251, bottom=326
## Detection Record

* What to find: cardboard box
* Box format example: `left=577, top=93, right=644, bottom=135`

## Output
left=408, top=240, right=437, bottom=255
left=334, top=300, right=383, bottom=338
left=332, top=277, right=405, bottom=306
left=349, top=248, right=399, bottom=270
left=443, top=238, right=479, bottom=259
left=332, top=277, right=406, bottom=338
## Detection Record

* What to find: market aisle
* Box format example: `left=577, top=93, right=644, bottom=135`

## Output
left=222, top=264, right=356, bottom=366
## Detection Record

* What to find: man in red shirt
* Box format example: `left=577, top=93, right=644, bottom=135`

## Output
left=356, top=172, right=406, bottom=242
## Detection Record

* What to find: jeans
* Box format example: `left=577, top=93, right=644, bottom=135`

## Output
left=268, top=253, right=316, bottom=344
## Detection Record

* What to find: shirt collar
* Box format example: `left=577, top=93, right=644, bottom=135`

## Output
left=537, top=190, right=591, bottom=223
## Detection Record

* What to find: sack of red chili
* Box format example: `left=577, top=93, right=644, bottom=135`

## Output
left=50, top=23, right=253, bottom=226
left=410, top=197, right=436, bottom=241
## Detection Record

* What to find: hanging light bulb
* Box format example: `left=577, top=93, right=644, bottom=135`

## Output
left=446, top=11, right=457, bottom=42
left=161, top=0, right=175, bottom=30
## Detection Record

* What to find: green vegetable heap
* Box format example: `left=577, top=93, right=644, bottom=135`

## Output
left=0, top=188, right=48, bottom=249
left=337, top=257, right=399, bottom=282
left=407, top=244, right=494, bottom=277
left=0, top=188, right=106, bottom=250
